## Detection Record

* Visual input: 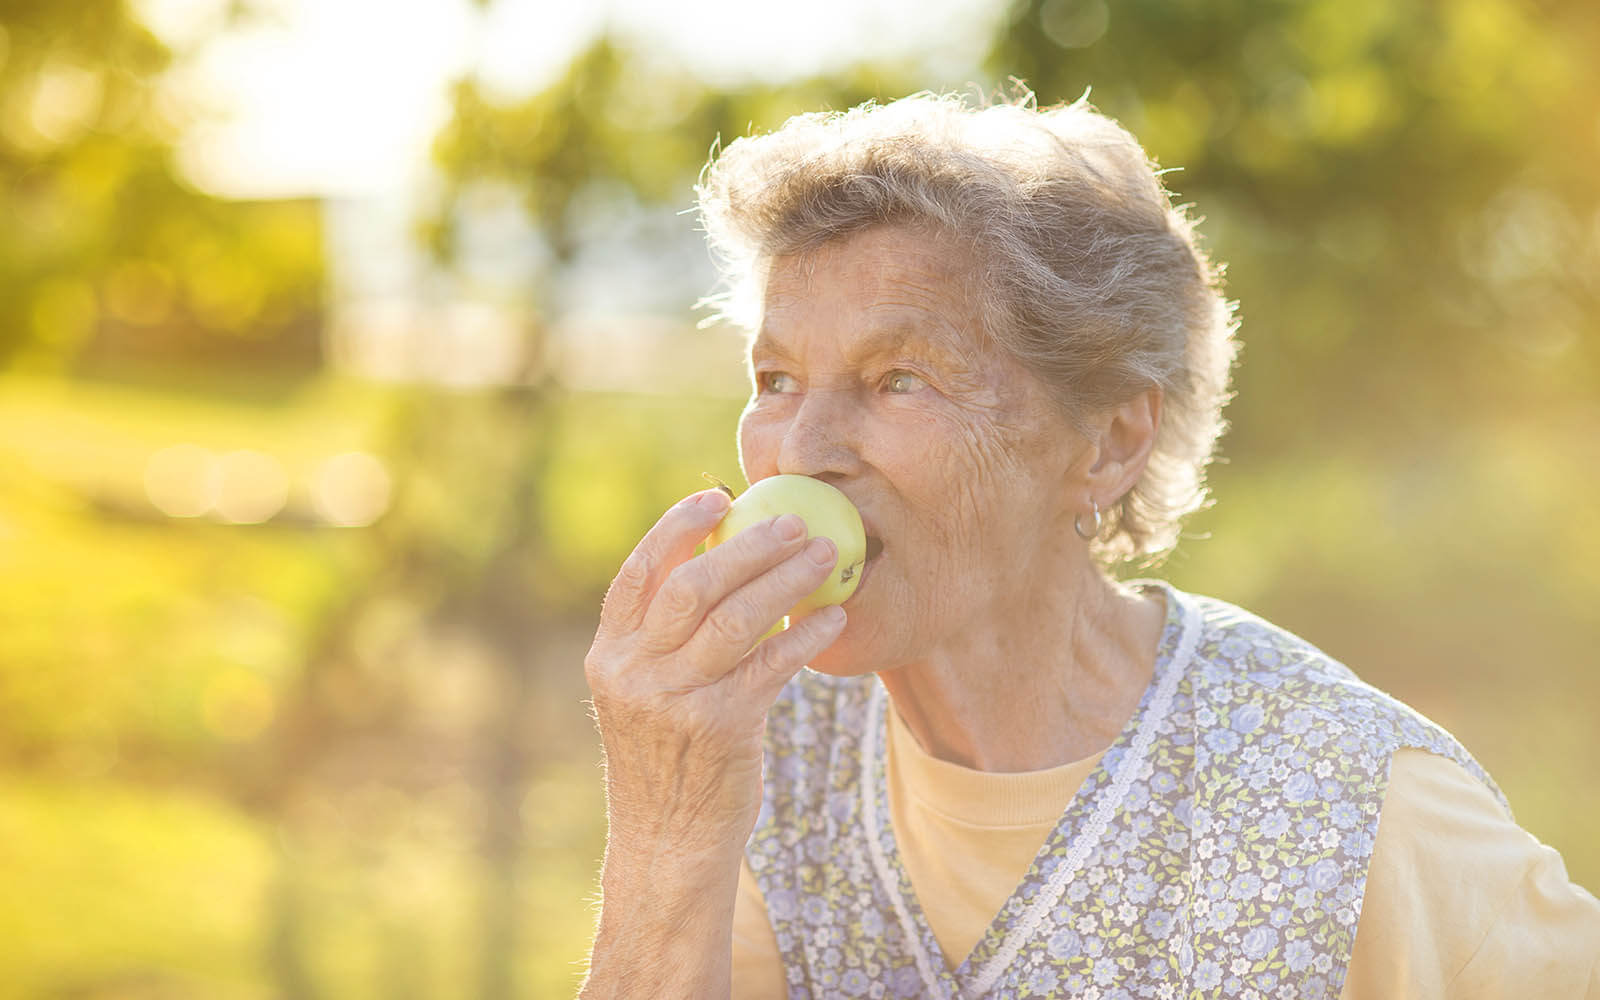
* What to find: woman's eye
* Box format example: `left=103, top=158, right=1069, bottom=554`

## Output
left=884, top=371, right=926, bottom=394
left=760, top=371, right=797, bottom=393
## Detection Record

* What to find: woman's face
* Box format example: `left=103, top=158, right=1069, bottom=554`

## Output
left=738, top=225, right=1096, bottom=675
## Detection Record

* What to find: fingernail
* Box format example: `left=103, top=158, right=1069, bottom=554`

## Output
left=774, top=514, right=806, bottom=541
left=815, top=605, right=846, bottom=628
left=805, top=537, right=835, bottom=566
left=695, top=489, right=730, bottom=512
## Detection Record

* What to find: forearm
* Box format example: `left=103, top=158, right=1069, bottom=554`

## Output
left=577, top=491, right=845, bottom=998
left=579, top=838, right=743, bottom=1000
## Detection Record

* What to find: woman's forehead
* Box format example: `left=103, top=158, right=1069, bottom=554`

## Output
left=756, top=228, right=986, bottom=360
left=767, top=225, right=973, bottom=293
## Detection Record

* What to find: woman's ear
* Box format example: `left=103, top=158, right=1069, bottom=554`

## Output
left=1086, top=387, right=1163, bottom=505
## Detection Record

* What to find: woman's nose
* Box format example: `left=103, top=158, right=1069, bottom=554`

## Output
left=776, top=388, right=857, bottom=479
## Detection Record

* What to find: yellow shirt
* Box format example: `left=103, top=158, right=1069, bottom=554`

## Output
left=732, top=706, right=1600, bottom=998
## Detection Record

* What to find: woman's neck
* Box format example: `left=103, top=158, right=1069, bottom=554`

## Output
left=876, top=571, right=1165, bottom=773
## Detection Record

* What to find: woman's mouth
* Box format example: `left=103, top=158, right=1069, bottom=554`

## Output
left=864, top=535, right=884, bottom=564
left=845, top=535, right=884, bottom=605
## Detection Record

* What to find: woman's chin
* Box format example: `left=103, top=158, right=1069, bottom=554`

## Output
left=798, top=624, right=882, bottom=678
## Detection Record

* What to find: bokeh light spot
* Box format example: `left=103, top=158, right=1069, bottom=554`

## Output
left=213, top=450, right=289, bottom=524
left=311, top=451, right=392, bottom=527
left=144, top=443, right=219, bottom=518
left=22, top=59, right=103, bottom=149
left=1040, top=0, right=1109, bottom=50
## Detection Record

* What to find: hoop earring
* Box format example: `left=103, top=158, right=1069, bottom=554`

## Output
left=1073, top=498, right=1102, bottom=541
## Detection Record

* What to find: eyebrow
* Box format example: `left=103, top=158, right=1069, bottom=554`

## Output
left=751, top=321, right=969, bottom=367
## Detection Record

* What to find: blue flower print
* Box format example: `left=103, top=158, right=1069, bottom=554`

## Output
left=1046, top=927, right=1082, bottom=960
left=1260, top=809, right=1291, bottom=839
left=804, top=833, right=829, bottom=862
left=767, top=888, right=798, bottom=921
left=1229, top=872, right=1263, bottom=900
left=1143, top=908, right=1175, bottom=940
left=1283, top=771, right=1317, bottom=802
left=1241, top=925, right=1278, bottom=960
left=1024, top=967, right=1059, bottom=996
left=1284, top=708, right=1314, bottom=734
left=1310, top=857, right=1343, bottom=891
left=826, top=790, right=854, bottom=822
left=1125, top=871, right=1158, bottom=903
left=1342, top=829, right=1375, bottom=857
left=1194, top=958, right=1224, bottom=990
left=859, top=906, right=884, bottom=938
left=1092, top=955, right=1120, bottom=986
left=1285, top=938, right=1315, bottom=972
left=743, top=585, right=1506, bottom=1000
left=1232, top=702, right=1265, bottom=733
left=1205, top=728, right=1241, bottom=755
left=890, top=966, right=922, bottom=998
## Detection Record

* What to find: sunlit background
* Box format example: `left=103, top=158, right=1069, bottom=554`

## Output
left=2, top=0, right=1597, bottom=996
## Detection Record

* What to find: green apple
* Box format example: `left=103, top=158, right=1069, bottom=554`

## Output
left=706, top=474, right=867, bottom=621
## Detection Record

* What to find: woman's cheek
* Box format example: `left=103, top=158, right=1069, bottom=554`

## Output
left=736, top=405, right=779, bottom=476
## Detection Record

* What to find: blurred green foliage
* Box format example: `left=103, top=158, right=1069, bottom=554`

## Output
left=0, top=0, right=324, bottom=378
left=2, top=0, right=1598, bottom=997
left=427, top=37, right=927, bottom=267
left=989, top=0, right=1600, bottom=448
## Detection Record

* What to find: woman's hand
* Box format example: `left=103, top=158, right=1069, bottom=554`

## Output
left=580, top=487, right=846, bottom=999
left=587, top=486, right=846, bottom=856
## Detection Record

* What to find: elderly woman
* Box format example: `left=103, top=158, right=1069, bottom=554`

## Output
left=578, top=94, right=1599, bottom=999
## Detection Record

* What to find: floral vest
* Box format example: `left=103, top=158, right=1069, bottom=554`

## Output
left=746, top=583, right=1507, bottom=999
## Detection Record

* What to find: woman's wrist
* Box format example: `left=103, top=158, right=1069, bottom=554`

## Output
left=580, top=840, right=742, bottom=1000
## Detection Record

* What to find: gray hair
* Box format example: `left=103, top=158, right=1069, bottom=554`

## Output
left=695, top=91, right=1238, bottom=566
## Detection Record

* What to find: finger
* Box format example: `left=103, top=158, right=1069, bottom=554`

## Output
left=679, top=536, right=839, bottom=675
left=638, top=512, right=810, bottom=652
left=732, top=604, right=848, bottom=704
left=596, top=489, right=731, bottom=640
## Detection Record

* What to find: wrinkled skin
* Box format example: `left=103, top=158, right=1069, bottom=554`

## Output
left=582, top=493, right=846, bottom=997
left=580, top=224, right=1163, bottom=997
left=740, top=225, right=1095, bottom=680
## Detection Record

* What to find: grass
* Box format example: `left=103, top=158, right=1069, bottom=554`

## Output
left=2, top=368, right=1595, bottom=999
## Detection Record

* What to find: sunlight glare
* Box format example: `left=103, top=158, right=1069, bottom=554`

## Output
left=144, top=443, right=218, bottom=518
left=138, top=0, right=1000, bottom=199
left=311, top=451, right=392, bottom=527
left=213, top=450, right=291, bottom=524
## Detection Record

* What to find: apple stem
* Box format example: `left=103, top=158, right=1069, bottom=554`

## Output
left=701, top=472, right=738, bottom=500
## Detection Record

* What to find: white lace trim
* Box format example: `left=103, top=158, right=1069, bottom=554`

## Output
left=860, top=680, right=957, bottom=999
left=966, top=589, right=1199, bottom=997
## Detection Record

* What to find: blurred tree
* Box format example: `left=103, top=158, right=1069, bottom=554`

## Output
left=7, top=3, right=1594, bottom=996
left=269, top=39, right=927, bottom=998
left=0, top=0, right=324, bottom=379
left=985, top=0, right=1600, bottom=458
left=428, top=36, right=924, bottom=271
left=983, top=0, right=1600, bottom=896
left=414, top=14, right=1600, bottom=988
